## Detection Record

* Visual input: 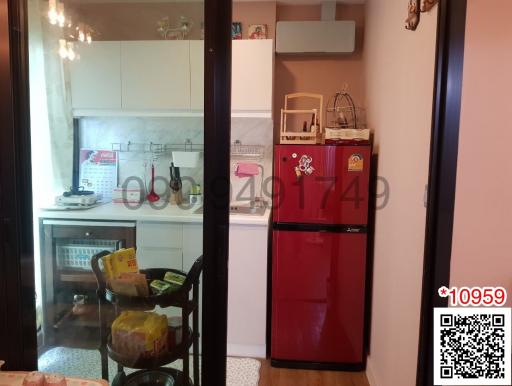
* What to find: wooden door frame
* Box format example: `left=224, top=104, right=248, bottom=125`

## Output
left=0, top=0, right=37, bottom=370
left=202, top=0, right=232, bottom=384
left=416, top=1, right=467, bottom=385
left=0, top=0, right=232, bottom=385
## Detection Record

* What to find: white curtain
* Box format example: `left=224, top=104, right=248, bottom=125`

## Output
left=29, top=0, right=73, bottom=203
left=28, top=0, right=74, bottom=313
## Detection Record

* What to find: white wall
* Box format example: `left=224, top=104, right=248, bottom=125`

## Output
left=363, top=1, right=438, bottom=385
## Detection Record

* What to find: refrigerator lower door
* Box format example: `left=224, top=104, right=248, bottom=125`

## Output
left=271, top=229, right=367, bottom=365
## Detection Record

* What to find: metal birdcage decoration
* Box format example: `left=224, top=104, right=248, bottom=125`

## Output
left=325, top=91, right=369, bottom=141
left=326, top=91, right=366, bottom=130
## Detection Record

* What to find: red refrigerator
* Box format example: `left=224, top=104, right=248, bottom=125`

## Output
left=271, top=142, right=371, bottom=370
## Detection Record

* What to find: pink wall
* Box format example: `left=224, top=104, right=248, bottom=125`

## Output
left=233, top=2, right=276, bottom=40
left=68, top=2, right=204, bottom=40
left=450, top=0, right=512, bottom=297
left=71, top=1, right=277, bottom=41
left=363, top=0, right=438, bottom=385
left=273, top=4, right=365, bottom=139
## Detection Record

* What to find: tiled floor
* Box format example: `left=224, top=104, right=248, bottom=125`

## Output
left=258, top=360, right=370, bottom=386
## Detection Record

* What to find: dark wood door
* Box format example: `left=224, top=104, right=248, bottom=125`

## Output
left=0, top=0, right=37, bottom=371
left=1, top=0, right=232, bottom=382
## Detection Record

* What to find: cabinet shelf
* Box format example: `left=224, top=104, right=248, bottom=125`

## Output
left=57, top=269, right=96, bottom=284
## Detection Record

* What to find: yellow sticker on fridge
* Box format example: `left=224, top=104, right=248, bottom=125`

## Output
left=348, top=153, right=364, bottom=172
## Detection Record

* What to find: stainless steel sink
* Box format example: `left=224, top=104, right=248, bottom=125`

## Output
left=229, top=203, right=266, bottom=216
left=193, top=202, right=267, bottom=216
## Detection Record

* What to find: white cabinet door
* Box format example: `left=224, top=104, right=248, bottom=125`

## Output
left=227, top=223, right=269, bottom=358
left=136, top=221, right=183, bottom=270
left=69, top=42, right=122, bottom=109
left=183, top=223, right=203, bottom=271
left=137, top=247, right=183, bottom=271
left=189, top=41, right=204, bottom=111
left=232, top=39, right=273, bottom=112
left=121, top=41, right=191, bottom=110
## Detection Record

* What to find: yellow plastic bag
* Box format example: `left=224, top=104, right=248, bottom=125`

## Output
left=111, top=311, right=168, bottom=358
left=102, top=248, right=139, bottom=280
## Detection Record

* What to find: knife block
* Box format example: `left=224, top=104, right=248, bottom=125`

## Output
left=169, top=190, right=183, bottom=205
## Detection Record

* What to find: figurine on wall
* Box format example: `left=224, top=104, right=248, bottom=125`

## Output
left=405, top=0, right=438, bottom=31
left=421, top=0, right=438, bottom=12
left=405, top=0, right=420, bottom=31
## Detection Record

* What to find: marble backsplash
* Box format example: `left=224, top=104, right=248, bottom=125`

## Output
left=80, top=116, right=273, bottom=203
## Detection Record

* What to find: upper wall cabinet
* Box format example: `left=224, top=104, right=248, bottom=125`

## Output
left=232, top=39, right=273, bottom=114
left=70, top=40, right=273, bottom=117
left=121, top=41, right=191, bottom=110
left=69, top=42, right=122, bottom=110
left=189, top=41, right=205, bottom=111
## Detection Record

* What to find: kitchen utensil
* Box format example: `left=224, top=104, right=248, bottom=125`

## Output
left=169, top=163, right=182, bottom=193
left=169, top=163, right=183, bottom=205
left=146, top=164, right=160, bottom=202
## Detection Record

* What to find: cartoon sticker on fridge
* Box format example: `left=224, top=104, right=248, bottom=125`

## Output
left=294, top=154, right=315, bottom=178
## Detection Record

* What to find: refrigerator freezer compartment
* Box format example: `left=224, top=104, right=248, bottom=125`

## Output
left=273, top=144, right=371, bottom=225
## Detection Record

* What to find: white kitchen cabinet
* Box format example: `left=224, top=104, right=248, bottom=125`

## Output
left=232, top=39, right=274, bottom=114
left=121, top=41, right=191, bottom=110
left=70, top=40, right=274, bottom=116
left=189, top=41, right=204, bottom=111
left=183, top=223, right=203, bottom=270
left=69, top=42, right=122, bottom=109
left=136, top=221, right=183, bottom=270
left=183, top=223, right=203, bottom=341
left=227, top=221, right=269, bottom=358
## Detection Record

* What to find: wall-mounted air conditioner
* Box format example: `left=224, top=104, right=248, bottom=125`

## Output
left=276, top=20, right=356, bottom=54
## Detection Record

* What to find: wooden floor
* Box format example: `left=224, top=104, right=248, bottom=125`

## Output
left=258, top=360, right=370, bottom=386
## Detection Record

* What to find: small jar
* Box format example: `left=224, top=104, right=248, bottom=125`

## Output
left=168, top=317, right=183, bottom=348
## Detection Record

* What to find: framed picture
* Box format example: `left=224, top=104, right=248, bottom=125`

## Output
left=232, top=22, right=242, bottom=39
left=248, top=24, right=267, bottom=39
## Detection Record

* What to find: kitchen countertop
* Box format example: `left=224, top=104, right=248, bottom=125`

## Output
left=37, top=202, right=271, bottom=226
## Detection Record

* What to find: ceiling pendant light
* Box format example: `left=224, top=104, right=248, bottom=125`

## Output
left=58, top=39, right=68, bottom=59
left=57, top=1, right=66, bottom=28
left=77, top=23, right=85, bottom=42
left=66, top=42, right=76, bottom=61
left=48, top=0, right=58, bottom=25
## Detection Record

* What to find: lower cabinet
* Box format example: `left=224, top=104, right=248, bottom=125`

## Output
left=228, top=222, right=269, bottom=358
left=40, top=220, right=136, bottom=350
left=136, top=221, right=203, bottom=321
left=136, top=221, right=183, bottom=270
left=40, top=217, right=268, bottom=357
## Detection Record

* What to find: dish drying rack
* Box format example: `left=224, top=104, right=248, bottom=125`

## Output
left=111, top=139, right=204, bottom=155
left=231, top=140, right=265, bottom=160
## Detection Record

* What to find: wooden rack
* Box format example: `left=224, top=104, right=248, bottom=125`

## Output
left=280, top=93, right=323, bottom=144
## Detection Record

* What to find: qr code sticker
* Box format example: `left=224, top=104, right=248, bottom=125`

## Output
left=434, top=307, right=511, bottom=385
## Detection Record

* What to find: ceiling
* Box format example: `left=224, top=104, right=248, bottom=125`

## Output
left=68, top=0, right=365, bottom=4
